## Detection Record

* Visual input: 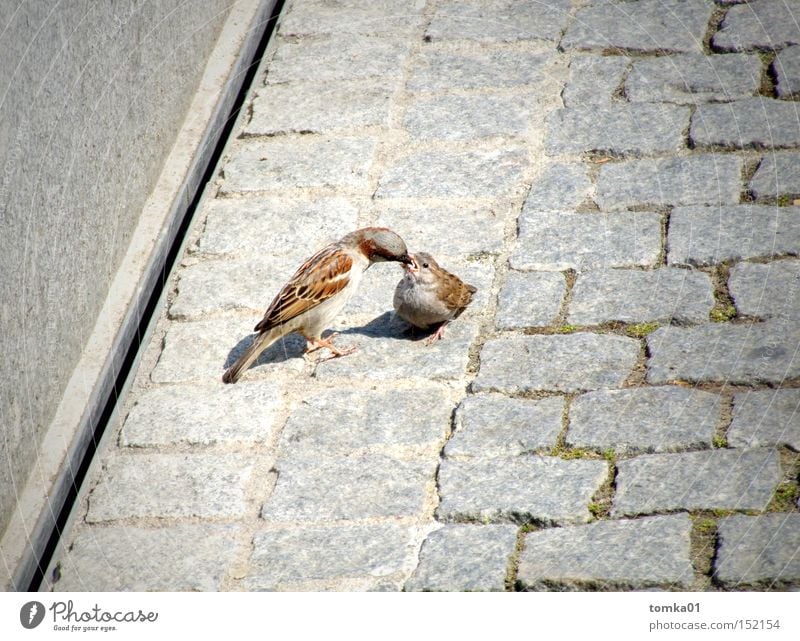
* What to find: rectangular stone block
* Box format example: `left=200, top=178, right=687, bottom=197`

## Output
left=445, top=394, right=564, bottom=458
left=728, top=389, right=800, bottom=450
left=749, top=152, right=800, bottom=201
left=474, top=334, right=640, bottom=394
left=496, top=270, right=565, bottom=329
left=523, top=162, right=593, bottom=211
left=596, top=155, right=742, bottom=209
left=646, top=321, right=800, bottom=384
left=86, top=453, right=253, bottom=522
left=613, top=448, right=781, bottom=516
left=568, top=268, right=715, bottom=324
left=691, top=98, right=800, bottom=149
left=774, top=45, right=800, bottom=98
left=405, top=524, right=518, bottom=591
left=518, top=514, right=694, bottom=590
left=713, top=0, right=800, bottom=51
left=563, top=55, right=629, bottom=107
left=511, top=211, right=662, bottom=271
left=438, top=455, right=608, bottom=525
left=667, top=205, right=800, bottom=266
left=278, top=0, right=425, bottom=37
left=730, top=260, right=800, bottom=321
left=568, top=387, right=719, bottom=454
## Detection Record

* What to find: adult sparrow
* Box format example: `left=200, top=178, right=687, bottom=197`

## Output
left=223, top=227, right=412, bottom=383
left=393, top=252, right=477, bottom=344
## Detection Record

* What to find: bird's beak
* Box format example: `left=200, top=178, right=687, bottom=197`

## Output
left=399, top=253, right=415, bottom=267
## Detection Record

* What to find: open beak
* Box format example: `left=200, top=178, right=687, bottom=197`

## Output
left=402, top=254, right=418, bottom=272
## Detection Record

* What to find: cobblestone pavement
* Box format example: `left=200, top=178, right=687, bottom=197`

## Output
left=51, top=0, right=800, bottom=591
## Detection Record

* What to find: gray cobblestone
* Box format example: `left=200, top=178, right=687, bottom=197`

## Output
left=87, top=453, right=253, bottom=522
left=517, top=514, right=694, bottom=590
left=221, top=137, right=375, bottom=193
left=438, top=456, right=608, bottom=525
left=496, top=270, right=565, bottom=329
left=562, top=0, right=713, bottom=53
left=568, top=387, right=719, bottom=454
left=728, top=389, right=800, bottom=450
left=405, top=524, right=518, bottom=591
left=511, top=211, right=662, bottom=271
left=715, top=514, right=800, bottom=587
left=625, top=53, right=762, bottom=103
left=667, top=205, right=800, bottom=266
left=426, top=0, right=571, bottom=43
left=596, top=155, right=743, bottom=209
left=613, top=448, right=781, bottom=516
left=523, top=163, right=593, bottom=211
left=690, top=98, right=800, bottom=149
left=278, top=0, right=425, bottom=37
left=730, top=260, right=800, bottom=320
left=404, top=93, right=543, bottom=141
left=375, top=148, right=528, bottom=199
left=563, top=55, right=629, bottom=107
left=713, top=0, right=800, bottom=52
left=278, top=387, right=452, bottom=456
left=54, top=524, right=240, bottom=591
left=408, top=49, right=552, bottom=91
left=474, top=334, right=640, bottom=394
left=245, top=523, right=417, bottom=590
left=119, top=382, right=284, bottom=447
left=568, top=268, right=715, bottom=324
left=546, top=104, right=689, bottom=155
left=647, top=321, right=800, bottom=384
left=774, top=45, right=800, bottom=98
left=262, top=453, right=436, bottom=522
left=749, top=152, right=800, bottom=200
left=445, top=395, right=564, bottom=458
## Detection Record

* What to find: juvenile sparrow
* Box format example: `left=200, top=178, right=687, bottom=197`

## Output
left=393, top=252, right=477, bottom=344
left=223, top=227, right=412, bottom=383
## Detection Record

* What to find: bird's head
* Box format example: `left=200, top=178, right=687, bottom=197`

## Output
left=350, top=227, right=413, bottom=265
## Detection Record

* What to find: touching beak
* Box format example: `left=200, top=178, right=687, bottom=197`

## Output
left=399, top=253, right=415, bottom=267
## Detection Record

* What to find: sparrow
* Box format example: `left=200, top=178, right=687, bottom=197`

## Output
left=222, top=227, right=412, bottom=383
left=393, top=251, right=477, bottom=344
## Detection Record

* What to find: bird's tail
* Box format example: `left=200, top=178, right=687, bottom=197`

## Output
left=222, top=329, right=279, bottom=384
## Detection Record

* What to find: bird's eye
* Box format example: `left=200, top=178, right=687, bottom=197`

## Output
left=422, top=262, right=429, bottom=268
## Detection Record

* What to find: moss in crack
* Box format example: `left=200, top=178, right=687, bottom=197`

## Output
left=626, top=321, right=660, bottom=338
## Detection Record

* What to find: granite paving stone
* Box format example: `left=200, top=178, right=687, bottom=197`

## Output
left=613, top=448, right=781, bottom=516
left=408, top=49, right=552, bottom=91
left=567, top=387, right=720, bottom=454
left=562, top=0, right=713, bottom=53
left=496, top=270, right=565, bottom=329
left=568, top=268, right=715, bottom=325
left=261, top=453, right=437, bottom=522
left=405, top=524, right=518, bottom=591
left=523, top=163, right=593, bottom=211
left=474, top=334, right=640, bottom=393
left=730, top=260, right=800, bottom=320
left=221, top=137, right=375, bottom=193
left=668, top=205, right=800, bottom=266
left=53, top=524, right=241, bottom=591
left=596, top=155, right=743, bottom=209
left=437, top=455, right=608, bottom=525
left=375, top=148, right=528, bottom=199
left=563, top=55, right=629, bottom=107
left=774, top=45, right=800, bottom=98
left=425, top=0, right=571, bottom=43
left=87, top=453, right=253, bottom=522
left=245, top=523, right=417, bottom=590
left=445, top=394, right=564, bottom=458
left=715, top=514, right=800, bottom=587
left=511, top=211, right=662, bottom=271
left=404, top=93, right=543, bottom=141
left=728, top=389, right=800, bottom=450
left=749, top=152, right=800, bottom=200
left=713, top=0, right=800, bottom=52
left=517, top=514, right=694, bottom=590
left=193, top=196, right=359, bottom=258
left=690, top=98, right=800, bottom=149
left=545, top=103, right=690, bottom=155
left=278, top=387, right=453, bottom=456
left=278, top=0, right=425, bottom=37
left=625, top=53, right=762, bottom=103
left=646, top=321, right=800, bottom=384
left=119, top=381, right=284, bottom=447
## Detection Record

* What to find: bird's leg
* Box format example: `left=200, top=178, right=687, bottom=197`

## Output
left=425, top=322, right=449, bottom=345
left=303, top=332, right=357, bottom=358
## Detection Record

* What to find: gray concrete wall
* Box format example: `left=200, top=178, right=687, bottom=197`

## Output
left=0, top=1, right=232, bottom=537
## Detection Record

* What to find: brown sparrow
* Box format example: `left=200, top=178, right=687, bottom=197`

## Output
left=223, top=227, right=412, bottom=383
left=393, top=252, right=477, bottom=344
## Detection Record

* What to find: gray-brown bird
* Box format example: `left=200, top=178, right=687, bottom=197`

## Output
left=223, top=227, right=412, bottom=383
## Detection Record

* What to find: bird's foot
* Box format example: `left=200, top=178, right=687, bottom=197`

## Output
left=305, top=333, right=357, bottom=358
left=425, top=323, right=448, bottom=345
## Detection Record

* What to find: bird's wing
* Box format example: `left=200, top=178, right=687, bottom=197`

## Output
left=254, top=246, right=353, bottom=332
left=439, top=272, right=477, bottom=318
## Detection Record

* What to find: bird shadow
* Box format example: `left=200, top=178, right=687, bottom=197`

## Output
left=340, top=311, right=438, bottom=343
left=223, top=332, right=307, bottom=371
